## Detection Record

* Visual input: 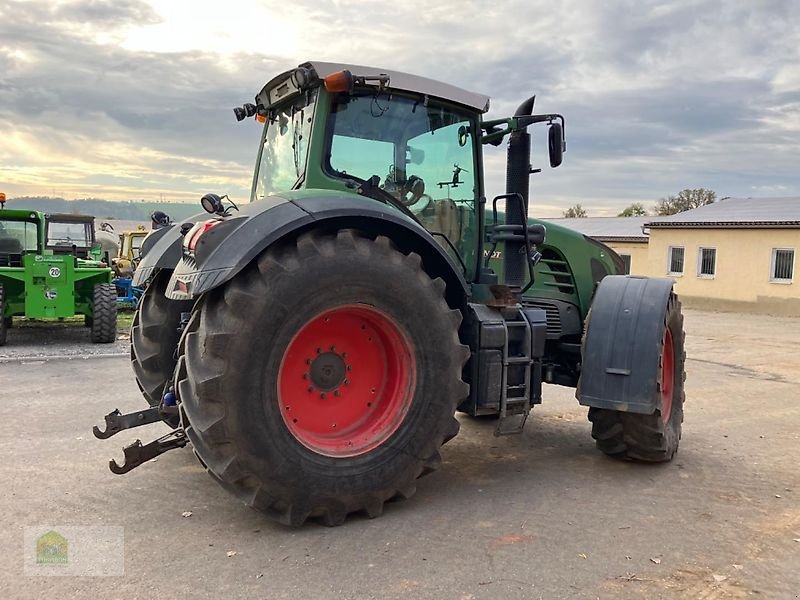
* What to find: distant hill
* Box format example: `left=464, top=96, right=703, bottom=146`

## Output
left=4, top=197, right=202, bottom=221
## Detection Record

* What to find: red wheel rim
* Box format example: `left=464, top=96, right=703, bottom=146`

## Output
left=277, top=304, right=416, bottom=457
left=660, top=326, right=675, bottom=423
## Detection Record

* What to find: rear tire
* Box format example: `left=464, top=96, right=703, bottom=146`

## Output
left=90, top=283, right=117, bottom=343
left=175, top=229, right=469, bottom=527
left=588, top=294, right=685, bottom=461
left=0, top=284, right=7, bottom=346
left=131, top=270, right=193, bottom=409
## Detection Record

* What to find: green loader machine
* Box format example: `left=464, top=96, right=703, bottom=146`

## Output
left=0, top=197, right=117, bottom=345
left=95, top=62, right=686, bottom=527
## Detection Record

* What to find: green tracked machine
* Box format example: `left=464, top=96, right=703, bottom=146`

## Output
left=0, top=196, right=117, bottom=345
left=95, top=62, right=686, bottom=527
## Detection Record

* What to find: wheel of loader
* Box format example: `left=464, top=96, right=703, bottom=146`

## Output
left=90, top=283, right=118, bottom=344
left=0, top=284, right=6, bottom=346
left=131, top=270, right=193, bottom=418
left=588, top=294, right=686, bottom=461
left=174, top=229, right=469, bottom=527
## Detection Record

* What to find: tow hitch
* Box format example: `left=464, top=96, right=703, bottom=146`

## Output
left=93, top=407, right=165, bottom=439
left=94, top=404, right=187, bottom=474
left=108, top=430, right=187, bottom=474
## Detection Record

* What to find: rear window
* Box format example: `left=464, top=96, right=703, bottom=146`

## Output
left=47, top=221, right=92, bottom=248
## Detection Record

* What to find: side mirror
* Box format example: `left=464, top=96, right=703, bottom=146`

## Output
left=548, top=122, right=565, bottom=168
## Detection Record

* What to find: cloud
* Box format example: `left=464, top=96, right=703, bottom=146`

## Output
left=0, top=0, right=798, bottom=215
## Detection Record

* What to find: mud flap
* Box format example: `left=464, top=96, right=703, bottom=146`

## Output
left=576, top=276, right=674, bottom=415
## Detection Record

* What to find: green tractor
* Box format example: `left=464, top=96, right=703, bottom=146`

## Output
left=0, top=199, right=117, bottom=345
left=95, top=62, right=685, bottom=526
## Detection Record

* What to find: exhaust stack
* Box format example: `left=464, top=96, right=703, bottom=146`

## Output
left=503, top=96, right=535, bottom=290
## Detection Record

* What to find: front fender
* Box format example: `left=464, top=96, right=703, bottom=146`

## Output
left=576, top=275, right=675, bottom=414
left=164, top=193, right=469, bottom=306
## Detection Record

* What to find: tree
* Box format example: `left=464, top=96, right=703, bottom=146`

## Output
left=655, top=188, right=716, bottom=216
left=617, top=202, right=647, bottom=217
left=563, top=204, right=587, bottom=218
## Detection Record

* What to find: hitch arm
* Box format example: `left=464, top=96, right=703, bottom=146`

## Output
left=109, top=430, right=188, bottom=475
left=93, top=407, right=163, bottom=439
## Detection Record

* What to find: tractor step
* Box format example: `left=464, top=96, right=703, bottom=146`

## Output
left=108, top=429, right=188, bottom=474
left=495, top=411, right=530, bottom=436
left=495, top=309, right=534, bottom=437
left=93, top=407, right=167, bottom=439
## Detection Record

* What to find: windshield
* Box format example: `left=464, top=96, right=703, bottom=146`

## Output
left=326, top=92, right=479, bottom=276
left=131, top=235, right=144, bottom=254
left=0, top=219, right=38, bottom=254
left=47, top=221, right=92, bottom=248
left=252, top=90, right=317, bottom=201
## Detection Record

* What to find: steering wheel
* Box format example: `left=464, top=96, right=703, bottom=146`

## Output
left=399, top=175, right=426, bottom=207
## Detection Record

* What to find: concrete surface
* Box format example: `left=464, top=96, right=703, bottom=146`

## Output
left=0, top=308, right=798, bottom=599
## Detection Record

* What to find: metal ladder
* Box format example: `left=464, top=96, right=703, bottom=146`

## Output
left=495, top=311, right=533, bottom=436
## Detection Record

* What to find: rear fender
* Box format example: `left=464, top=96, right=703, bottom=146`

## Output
left=132, top=215, right=206, bottom=286
left=576, top=275, right=674, bottom=414
left=165, top=194, right=469, bottom=309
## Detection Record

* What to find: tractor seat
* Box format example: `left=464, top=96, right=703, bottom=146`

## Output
left=419, top=199, right=465, bottom=250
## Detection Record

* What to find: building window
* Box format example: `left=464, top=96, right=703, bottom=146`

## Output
left=668, top=246, right=684, bottom=275
left=698, top=247, right=716, bottom=278
left=619, top=254, right=632, bottom=274
left=771, top=248, right=794, bottom=283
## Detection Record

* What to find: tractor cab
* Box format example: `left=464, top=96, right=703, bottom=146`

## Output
left=243, top=62, right=571, bottom=291
left=45, top=214, right=96, bottom=259
left=247, top=61, right=494, bottom=280
left=0, top=209, right=41, bottom=268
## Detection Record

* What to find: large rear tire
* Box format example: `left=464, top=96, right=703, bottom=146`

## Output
left=131, top=270, right=193, bottom=408
left=90, top=283, right=117, bottom=343
left=588, top=294, right=686, bottom=461
left=175, top=229, right=469, bottom=527
left=0, top=284, right=7, bottom=347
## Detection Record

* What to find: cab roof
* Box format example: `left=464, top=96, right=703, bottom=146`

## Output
left=258, top=60, right=491, bottom=114
left=305, top=61, right=490, bottom=113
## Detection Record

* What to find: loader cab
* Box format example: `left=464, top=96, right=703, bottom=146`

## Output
left=45, top=214, right=95, bottom=259
left=249, top=62, right=488, bottom=280
left=0, top=211, right=41, bottom=268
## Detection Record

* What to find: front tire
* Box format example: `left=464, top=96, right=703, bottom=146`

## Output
left=91, top=283, right=117, bottom=343
left=588, top=294, right=686, bottom=461
left=176, top=229, right=469, bottom=526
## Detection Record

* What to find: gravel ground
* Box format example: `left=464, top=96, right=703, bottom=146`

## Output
left=0, top=308, right=798, bottom=599
left=0, top=320, right=129, bottom=361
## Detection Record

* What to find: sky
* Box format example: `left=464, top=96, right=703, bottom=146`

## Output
left=0, top=0, right=798, bottom=217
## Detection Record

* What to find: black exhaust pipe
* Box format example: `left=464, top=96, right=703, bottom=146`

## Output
left=503, top=95, right=535, bottom=290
